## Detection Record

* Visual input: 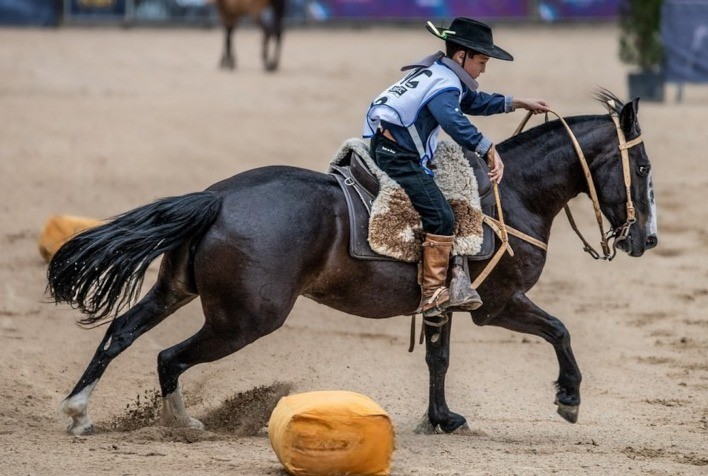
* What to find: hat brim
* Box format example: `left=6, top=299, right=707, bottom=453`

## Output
left=451, top=38, right=514, bottom=61
left=426, top=25, right=514, bottom=61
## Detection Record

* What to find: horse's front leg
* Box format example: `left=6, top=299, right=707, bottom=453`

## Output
left=476, top=292, right=582, bottom=423
left=416, top=313, right=468, bottom=434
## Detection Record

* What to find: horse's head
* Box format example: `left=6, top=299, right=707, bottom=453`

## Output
left=593, top=92, right=658, bottom=257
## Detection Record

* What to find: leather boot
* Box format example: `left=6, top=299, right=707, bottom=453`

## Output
left=448, top=255, right=483, bottom=311
left=419, top=233, right=454, bottom=318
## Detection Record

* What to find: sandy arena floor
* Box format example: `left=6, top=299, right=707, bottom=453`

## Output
left=0, top=24, right=706, bottom=475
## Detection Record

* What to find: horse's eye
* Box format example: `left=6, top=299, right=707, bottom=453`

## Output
left=637, top=165, right=650, bottom=176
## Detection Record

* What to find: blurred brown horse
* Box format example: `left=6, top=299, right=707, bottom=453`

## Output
left=215, top=0, right=286, bottom=71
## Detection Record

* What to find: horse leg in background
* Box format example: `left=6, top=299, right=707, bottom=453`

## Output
left=219, top=24, right=236, bottom=69
left=59, top=285, right=196, bottom=435
left=259, top=2, right=283, bottom=71
left=415, top=313, right=469, bottom=434
left=476, top=293, right=582, bottom=423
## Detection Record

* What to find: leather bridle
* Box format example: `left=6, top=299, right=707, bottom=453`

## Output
left=512, top=100, right=643, bottom=261
left=603, top=99, right=643, bottom=258
left=412, top=102, right=645, bottom=343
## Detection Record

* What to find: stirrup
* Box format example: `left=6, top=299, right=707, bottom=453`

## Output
left=449, top=259, right=483, bottom=310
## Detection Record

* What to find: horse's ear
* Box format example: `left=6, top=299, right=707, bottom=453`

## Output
left=620, top=98, right=640, bottom=135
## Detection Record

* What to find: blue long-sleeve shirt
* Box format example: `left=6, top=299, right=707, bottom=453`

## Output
left=380, top=84, right=513, bottom=159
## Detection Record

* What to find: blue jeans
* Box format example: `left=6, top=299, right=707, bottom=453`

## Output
left=370, top=133, right=454, bottom=236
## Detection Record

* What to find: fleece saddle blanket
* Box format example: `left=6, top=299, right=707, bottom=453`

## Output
left=329, top=138, right=495, bottom=263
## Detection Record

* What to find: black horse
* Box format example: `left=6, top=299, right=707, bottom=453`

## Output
left=49, top=92, right=658, bottom=435
left=215, top=0, right=286, bottom=71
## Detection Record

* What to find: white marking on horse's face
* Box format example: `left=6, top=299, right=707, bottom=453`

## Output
left=646, top=173, right=658, bottom=238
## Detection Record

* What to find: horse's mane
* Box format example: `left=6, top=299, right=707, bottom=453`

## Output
left=499, top=116, right=597, bottom=152
left=594, top=88, right=625, bottom=115
left=499, top=88, right=624, bottom=153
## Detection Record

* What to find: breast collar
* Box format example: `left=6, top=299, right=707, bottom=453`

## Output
left=401, top=51, right=479, bottom=91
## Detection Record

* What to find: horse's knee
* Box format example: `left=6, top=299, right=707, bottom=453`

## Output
left=547, top=318, right=571, bottom=345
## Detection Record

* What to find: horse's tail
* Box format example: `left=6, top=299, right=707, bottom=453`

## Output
left=47, top=191, right=223, bottom=325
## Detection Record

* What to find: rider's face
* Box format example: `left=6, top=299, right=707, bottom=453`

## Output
left=459, top=52, right=490, bottom=79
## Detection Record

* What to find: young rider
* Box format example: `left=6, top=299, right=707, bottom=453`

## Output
left=363, top=17, right=550, bottom=317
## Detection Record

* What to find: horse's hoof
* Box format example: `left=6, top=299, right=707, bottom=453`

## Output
left=187, top=417, right=205, bottom=431
left=557, top=402, right=579, bottom=423
left=161, top=414, right=205, bottom=431
left=60, top=399, right=94, bottom=435
left=438, top=413, right=468, bottom=433
left=414, top=412, right=467, bottom=434
left=67, top=421, right=95, bottom=436
left=219, top=58, right=235, bottom=70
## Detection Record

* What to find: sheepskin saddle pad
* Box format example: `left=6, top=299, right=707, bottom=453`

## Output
left=329, top=138, right=484, bottom=263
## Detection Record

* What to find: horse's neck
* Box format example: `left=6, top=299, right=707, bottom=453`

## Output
left=500, top=117, right=611, bottom=239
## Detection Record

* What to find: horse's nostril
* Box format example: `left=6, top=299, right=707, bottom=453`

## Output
left=646, top=236, right=658, bottom=248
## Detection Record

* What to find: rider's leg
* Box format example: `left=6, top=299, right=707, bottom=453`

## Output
left=418, top=232, right=453, bottom=316
left=371, top=132, right=470, bottom=317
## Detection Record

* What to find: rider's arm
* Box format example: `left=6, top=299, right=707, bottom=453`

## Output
left=460, top=89, right=514, bottom=116
left=427, top=90, right=493, bottom=158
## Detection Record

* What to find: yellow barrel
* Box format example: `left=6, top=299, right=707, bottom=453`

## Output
left=268, top=390, right=395, bottom=476
left=38, top=214, right=102, bottom=262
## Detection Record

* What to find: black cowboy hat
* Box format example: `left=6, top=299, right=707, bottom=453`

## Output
left=426, top=17, right=513, bottom=61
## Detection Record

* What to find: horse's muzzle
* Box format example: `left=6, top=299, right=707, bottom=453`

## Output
left=645, top=235, right=658, bottom=250
left=618, top=232, right=658, bottom=257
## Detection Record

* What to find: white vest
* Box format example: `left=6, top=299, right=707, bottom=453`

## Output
left=363, top=61, right=462, bottom=161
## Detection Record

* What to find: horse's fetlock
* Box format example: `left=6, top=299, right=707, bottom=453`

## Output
left=555, top=385, right=581, bottom=406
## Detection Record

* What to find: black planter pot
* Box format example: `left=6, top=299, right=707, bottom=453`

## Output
left=627, top=70, right=665, bottom=102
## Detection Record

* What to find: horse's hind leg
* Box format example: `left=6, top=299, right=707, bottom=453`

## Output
left=259, top=9, right=282, bottom=71
left=415, top=313, right=469, bottom=434
left=157, top=294, right=294, bottom=429
left=219, top=24, right=236, bottom=69
left=59, top=250, right=196, bottom=435
left=476, top=293, right=582, bottom=423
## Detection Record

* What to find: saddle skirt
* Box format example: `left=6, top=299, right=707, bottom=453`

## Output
left=329, top=138, right=496, bottom=262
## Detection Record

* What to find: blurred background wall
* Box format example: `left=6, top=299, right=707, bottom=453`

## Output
left=0, top=0, right=622, bottom=26
left=2, top=0, right=706, bottom=98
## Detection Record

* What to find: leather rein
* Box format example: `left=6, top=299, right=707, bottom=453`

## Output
left=467, top=102, right=641, bottom=291
left=411, top=103, right=643, bottom=348
left=509, top=100, right=642, bottom=262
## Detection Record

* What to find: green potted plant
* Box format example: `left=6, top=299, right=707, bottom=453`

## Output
left=619, top=0, right=665, bottom=101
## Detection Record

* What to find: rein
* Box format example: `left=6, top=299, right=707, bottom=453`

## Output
left=513, top=101, right=642, bottom=261
left=410, top=103, right=643, bottom=349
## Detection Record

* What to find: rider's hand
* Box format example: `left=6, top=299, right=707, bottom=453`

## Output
left=513, top=98, right=550, bottom=115
left=486, top=145, right=504, bottom=184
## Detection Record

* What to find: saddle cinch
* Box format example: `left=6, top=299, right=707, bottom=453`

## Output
left=330, top=150, right=496, bottom=262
